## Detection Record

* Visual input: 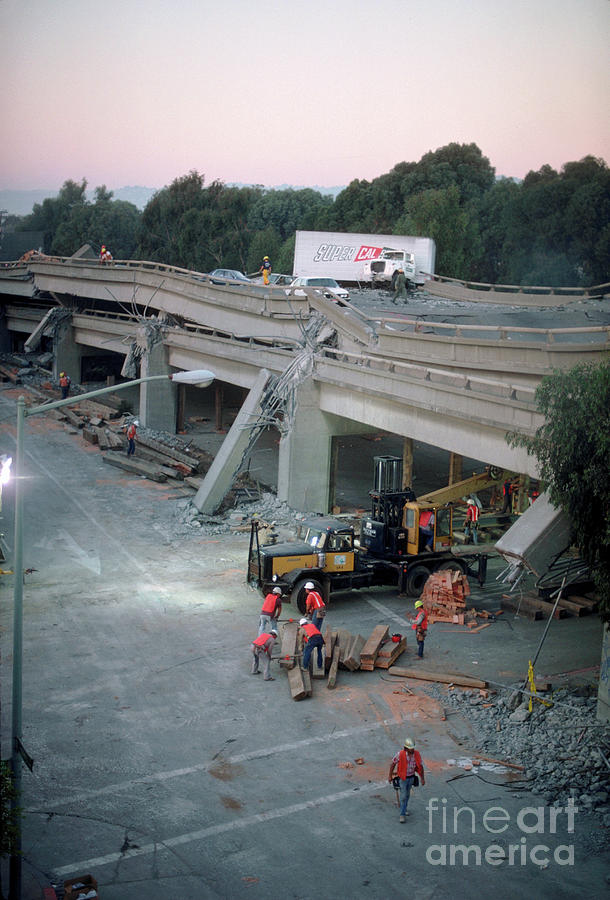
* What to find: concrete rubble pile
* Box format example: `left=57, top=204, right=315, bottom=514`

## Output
left=424, top=681, right=610, bottom=827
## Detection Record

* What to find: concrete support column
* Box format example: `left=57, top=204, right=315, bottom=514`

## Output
left=402, top=437, right=414, bottom=490
left=53, top=317, right=82, bottom=383
left=597, top=624, right=609, bottom=722
left=448, top=452, right=463, bottom=485
left=139, top=340, right=177, bottom=432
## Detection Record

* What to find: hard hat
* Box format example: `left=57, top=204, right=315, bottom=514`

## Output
left=263, top=256, right=269, bottom=260
left=414, top=600, right=424, bottom=608
left=60, top=371, right=65, bottom=377
left=133, top=420, right=139, bottom=427
left=299, top=617, right=308, bottom=626
left=304, top=581, right=315, bottom=590
left=270, top=629, right=278, bottom=636
left=273, top=587, right=282, bottom=595
left=467, top=498, right=475, bottom=505
left=404, top=738, right=415, bottom=750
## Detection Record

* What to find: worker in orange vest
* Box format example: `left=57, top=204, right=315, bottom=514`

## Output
left=300, top=618, right=324, bottom=670
left=126, top=420, right=138, bottom=457
left=388, top=737, right=425, bottom=823
left=410, top=600, right=428, bottom=658
left=251, top=629, right=278, bottom=680
left=59, top=371, right=71, bottom=399
left=304, top=581, right=326, bottom=631
left=259, top=587, right=283, bottom=635
left=465, top=498, right=480, bottom=545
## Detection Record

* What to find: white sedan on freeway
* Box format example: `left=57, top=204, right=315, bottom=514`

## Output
left=290, top=276, right=350, bottom=302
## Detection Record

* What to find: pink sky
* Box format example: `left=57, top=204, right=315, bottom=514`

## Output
left=0, top=0, right=608, bottom=191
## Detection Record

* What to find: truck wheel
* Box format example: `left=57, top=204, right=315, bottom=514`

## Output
left=291, top=578, right=322, bottom=615
left=405, top=565, right=430, bottom=597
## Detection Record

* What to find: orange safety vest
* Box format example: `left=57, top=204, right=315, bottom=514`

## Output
left=253, top=632, right=274, bottom=651
left=306, top=590, right=325, bottom=611
left=59, top=375, right=70, bottom=388
left=127, top=424, right=137, bottom=440
left=466, top=505, right=479, bottom=523
left=262, top=593, right=281, bottom=615
left=397, top=748, right=423, bottom=780
left=411, top=610, right=428, bottom=633
left=301, top=623, right=321, bottom=641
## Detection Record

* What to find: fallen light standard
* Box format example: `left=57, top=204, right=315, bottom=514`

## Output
left=8, top=369, right=215, bottom=899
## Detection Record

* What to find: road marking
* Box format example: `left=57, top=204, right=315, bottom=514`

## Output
left=366, top=596, right=408, bottom=628
left=35, top=714, right=411, bottom=811
left=52, top=781, right=388, bottom=878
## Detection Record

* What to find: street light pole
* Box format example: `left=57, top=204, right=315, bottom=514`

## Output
left=8, top=369, right=214, bottom=899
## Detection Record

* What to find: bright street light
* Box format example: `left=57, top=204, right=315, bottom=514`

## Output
left=8, top=368, right=215, bottom=898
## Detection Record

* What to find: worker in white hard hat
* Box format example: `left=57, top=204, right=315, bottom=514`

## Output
left=251, top=628, right=278, bottom=681
left=304, top=581, right=326, bottom=631
left=388, top=737, right=425, bottom=823
left=259, top=586, right=283, bottom=635
left=465, top=498, right=480, bottom=545
left=259, top=254, right=272, bottom=285
left=299, top=617, right=324, bottom=670
left=410, top=599, right=428, bottom=658
left=125, top=419, right=137, bottom=457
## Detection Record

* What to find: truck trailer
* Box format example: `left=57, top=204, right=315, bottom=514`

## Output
left=293, top=230, right=436, bottom=287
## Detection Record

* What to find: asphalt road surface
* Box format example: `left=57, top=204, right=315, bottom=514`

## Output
left=0, top=385, right=607, bottom=900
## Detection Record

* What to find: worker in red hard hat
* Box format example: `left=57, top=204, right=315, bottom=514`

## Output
left=410, top=600, right=428, bottom=658
left=259, top=255, right=271, bottom=285
left=388, top=737, right=425, bottom=823
left=259, top=586, right=283, bottom=635
left=251, top=628, right=278, bottom=681
left=304, top=581, right=326, bottom=631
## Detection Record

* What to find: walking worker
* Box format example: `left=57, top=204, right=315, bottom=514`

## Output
left=125, top=419, right=138, bottom=457
left=410, top=600, right=428, bottom=658
left=259, top=586, right=283, bottom=635
left=392, top=268, right=408, bottom=303
left=259, top=255, right=272, bottom=285
left=388, top=737, right=425, bottom=823
left=59, top=371, right=71, bottom=399
left=251, top=628, right=278, bottom=681
left=465, top=498, right=480, bottom=545
left=304, top=581, right=326, bottom=631
left=299, top=617, right=324, bottom=670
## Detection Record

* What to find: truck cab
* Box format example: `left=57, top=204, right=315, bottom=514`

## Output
left=403, top=502, right=453, bottom=555
left=362, top=248, right=416, bottom=288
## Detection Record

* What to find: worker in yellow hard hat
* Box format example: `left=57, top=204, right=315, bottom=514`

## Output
left=59, top=371, right=71, bottom=399
left=410, top=599, right=428, bottom=658
left=259, top=255, right=271, bottom=286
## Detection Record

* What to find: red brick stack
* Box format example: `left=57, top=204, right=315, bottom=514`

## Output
left=420, top=570, right=470, bottom=624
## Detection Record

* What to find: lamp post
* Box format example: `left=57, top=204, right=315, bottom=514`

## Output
left=8, top=369, right=215, bottom=899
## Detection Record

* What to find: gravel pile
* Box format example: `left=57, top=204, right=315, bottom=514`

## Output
left=426, top=682, right=610, bottom=825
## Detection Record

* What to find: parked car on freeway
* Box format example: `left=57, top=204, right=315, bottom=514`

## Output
left=290, top=276, right=350, bottom=301
left=251, top=272, right=294, bottom=286
left=208, top=268, right=251, bottom=285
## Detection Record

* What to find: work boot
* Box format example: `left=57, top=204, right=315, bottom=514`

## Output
left=399, top=815, right=406, bottom=823
left=264, top=677, right=275, bottom=681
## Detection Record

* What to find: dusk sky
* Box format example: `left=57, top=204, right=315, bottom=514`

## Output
left=1, top=0, right=608, bottom=193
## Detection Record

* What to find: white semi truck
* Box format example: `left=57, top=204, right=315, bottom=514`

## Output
left=293, top=230, right=436, bottom=287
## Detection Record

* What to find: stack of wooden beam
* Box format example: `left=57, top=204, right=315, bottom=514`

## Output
left=279, top=622, right=407, bottom=700
left=421, top=571, right=469, bottom=624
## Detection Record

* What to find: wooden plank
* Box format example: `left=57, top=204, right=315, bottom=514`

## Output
left=184, top=476, right=205, bottom=490
left=375, top=636, right=407, bottom=668
left=388, top=666, right=488, bottom=689
left=135, top=433, right=201, bottom=469
left=73, top=398, right=120, bottom=419
left=556, top=596, right=591, bottom=616
left=302, top=666, right=313, bottom=697
left=327, top=642, right=340, bottom=690
left=287, top=665, right=308, bottom=700
left=343, top=635, right=365, bottom=671
left=324, top=626, right=336, bottom=671
left=280, top=622, right=298, bottom=669
left=101, top=453, right=167, bottom=483
left=337, top=629, right=353, bottom=669
left=312, top=644, right=326, bottom=679
left=469, top=622, right=493, bottom=634
left=82, top=427, right=98, bottom=445
left=360, top=625, right=389, bottom=670
left=501, top=595, right=543, bottom=620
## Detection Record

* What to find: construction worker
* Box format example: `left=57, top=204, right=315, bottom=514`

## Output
left=59, top=371, right=71, bottom=399
left=410, top=600, right=428, bottom=658
left=251, top=628, right=278, bottom=680
left=126, top=419, right=138, bottom=457
left=419, top=510, right=435, bottom=551
left=465, top=498, right=479, bottom=545
left=304, top=581, right=326, bottom=631
left=259, top=255, right=271, bottom=286
left=259, top=586, right=283, bottom=635
left=299, top=617, right=324, bottom=670
left=388, top=737, right=425, bottom=823
left=392, top=268, right=408, bottom=303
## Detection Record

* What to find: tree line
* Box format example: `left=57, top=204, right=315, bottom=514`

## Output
left=16, top=143, right=610, bottom=286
